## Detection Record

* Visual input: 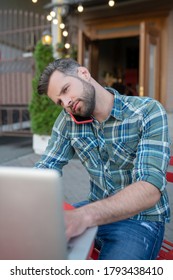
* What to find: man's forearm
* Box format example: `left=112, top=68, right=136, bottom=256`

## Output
left=83, top=181, right=161, bottom=227
left=65, top=181, right=161, bottom=240
left=65, top=181, right=161, bottom=239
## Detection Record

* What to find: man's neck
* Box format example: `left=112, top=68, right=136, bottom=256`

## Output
left=93, top=87, right=114, bottom=123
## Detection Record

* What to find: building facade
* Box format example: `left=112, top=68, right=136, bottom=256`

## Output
left=70, top=0, right=173, bottom=112
left=0, top=0, right=173, bottom=136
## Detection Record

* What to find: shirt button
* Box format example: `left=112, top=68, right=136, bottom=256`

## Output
left=104, top=166, right=108, bottom=172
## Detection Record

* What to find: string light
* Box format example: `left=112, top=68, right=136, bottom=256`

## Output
left=53, top=18, right=58, bottom=25
left=62, top=30, right=68, bottom=37
left=108, top=0, right=115, bottom=7
left=60, top=23, right=65, bottom=29
left=65, top=43, right=70, bottom=49
left=50, top=11, right=56, bottom=18
left=47, top=14, right=52, bottom=21
left=77, top=4, right=84, bottom=13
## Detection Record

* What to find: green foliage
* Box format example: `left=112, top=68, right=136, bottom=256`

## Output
left=29, top=41, right=62, bottom=135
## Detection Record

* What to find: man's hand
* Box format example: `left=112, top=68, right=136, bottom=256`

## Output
left=64, top=208, right=89, bottom=241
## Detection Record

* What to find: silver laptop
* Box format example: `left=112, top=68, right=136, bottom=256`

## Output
left=0, top=167, right=97, bottom=260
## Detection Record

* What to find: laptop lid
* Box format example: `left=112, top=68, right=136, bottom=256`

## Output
left=0, top=167, right=67, bottom=260
left=0, top=166, right=97, bottom=260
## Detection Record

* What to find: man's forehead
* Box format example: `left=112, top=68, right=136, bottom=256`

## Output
left=50, top=70, right=64, bottom=81
left=48, top=71, right=72, bottom=97
left=47, top=71, right=61, bottom=95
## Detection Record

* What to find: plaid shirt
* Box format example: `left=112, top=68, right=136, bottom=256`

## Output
left=35, top=88, right=171, bottom=222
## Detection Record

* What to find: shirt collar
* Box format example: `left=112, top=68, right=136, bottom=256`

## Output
left=105, top=87, right=123, bottom=121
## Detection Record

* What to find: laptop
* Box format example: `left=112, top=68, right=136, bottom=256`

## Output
left=0, top=167, right=97, bottom=260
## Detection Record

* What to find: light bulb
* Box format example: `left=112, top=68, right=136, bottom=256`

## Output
left=53, top=18, right=58, bottom=25
left=42, top=30, right=52, bottom=45
left=63, top=30, right=68, bottom=37
left=47, top=15, right=52, bottom=21
left=60, top=23, right=65, bottom=29
left=65, top=43, right=70, bottom=49
left=77, top=4, right=84, bottom=13
left=32, top=0, right=38, bottom=3
left=50, top=11, right=56, bottom=18
left=108, top=0, right=115, bottom=7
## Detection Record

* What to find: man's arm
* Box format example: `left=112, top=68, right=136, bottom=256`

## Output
left=35, top=111, right=75, bottom=172
left=65, top=180, right=161, bottom=240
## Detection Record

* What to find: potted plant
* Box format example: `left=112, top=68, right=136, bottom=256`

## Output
left=29, top=41, right=62, bottom=155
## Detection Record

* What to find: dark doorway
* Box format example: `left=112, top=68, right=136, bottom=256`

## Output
left=97, top=36, right=139, bottom=96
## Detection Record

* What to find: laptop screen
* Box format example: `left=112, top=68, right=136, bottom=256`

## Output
left=0, top=167, right=67, bottom=260
left=0, top=167, right=97, bottom=260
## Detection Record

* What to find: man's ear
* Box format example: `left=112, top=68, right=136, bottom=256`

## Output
left=77, top=67, right=91, bottom=81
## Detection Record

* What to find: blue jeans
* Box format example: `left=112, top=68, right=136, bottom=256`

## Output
left=73, top=200, right=165, bottom=260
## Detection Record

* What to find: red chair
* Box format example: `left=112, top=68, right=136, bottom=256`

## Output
left=91, top=156, right=173, bottom=260
left=157, top=156, right=173, bottom=260
left=170, top=156, right=173, bottom=166
left=166, top=171, right=173, bottom=183
left=157, top=240, right=173, bottom=260
left=63, top=202, right=74, bottom=211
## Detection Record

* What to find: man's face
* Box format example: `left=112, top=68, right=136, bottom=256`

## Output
left=47, top=70, right=95, bottom=117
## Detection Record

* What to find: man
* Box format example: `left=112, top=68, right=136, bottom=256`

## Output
left=35, top=58, right=170, bottom=260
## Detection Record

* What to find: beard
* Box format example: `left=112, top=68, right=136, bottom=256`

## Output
left=74, top=78, right=96, bottom=117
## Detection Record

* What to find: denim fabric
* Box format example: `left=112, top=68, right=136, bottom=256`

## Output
left=73, top=200, right=165, bottom=260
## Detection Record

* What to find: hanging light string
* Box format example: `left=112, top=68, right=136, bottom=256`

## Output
left=77, top=3, right=84, bottom=13
left=108, top=0, right=115, bottom=7
left=44, top=1, right=116, bottom=50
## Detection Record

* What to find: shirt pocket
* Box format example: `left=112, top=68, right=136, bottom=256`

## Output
left=71, top=137, right=99, bottom=169
left=110, top=139, right=138, bottom=169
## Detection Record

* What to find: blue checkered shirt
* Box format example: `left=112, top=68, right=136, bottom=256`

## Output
left=35, top=88, right=171, bottom=222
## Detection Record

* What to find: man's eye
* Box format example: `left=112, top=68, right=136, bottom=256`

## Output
left=63, top=86, right=68, bottom=93
left=57, top=100, right=62, bottom=106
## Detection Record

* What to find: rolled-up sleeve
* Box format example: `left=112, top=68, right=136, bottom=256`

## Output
left=133, top=100, right=171, bottom=191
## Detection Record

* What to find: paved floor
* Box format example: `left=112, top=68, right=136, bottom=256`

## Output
left=1, top=152, right=90, bottom=204
left=0, top=136, right=32, bottom=164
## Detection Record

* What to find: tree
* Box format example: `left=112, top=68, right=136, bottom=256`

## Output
left=29, top=41, right=62, bottom=135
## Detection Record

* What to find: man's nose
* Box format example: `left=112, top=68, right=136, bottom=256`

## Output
left=62, top=97, right=72, bottom=108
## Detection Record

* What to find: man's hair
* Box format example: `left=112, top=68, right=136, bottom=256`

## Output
left=37, top=58, right=81, bottom=95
